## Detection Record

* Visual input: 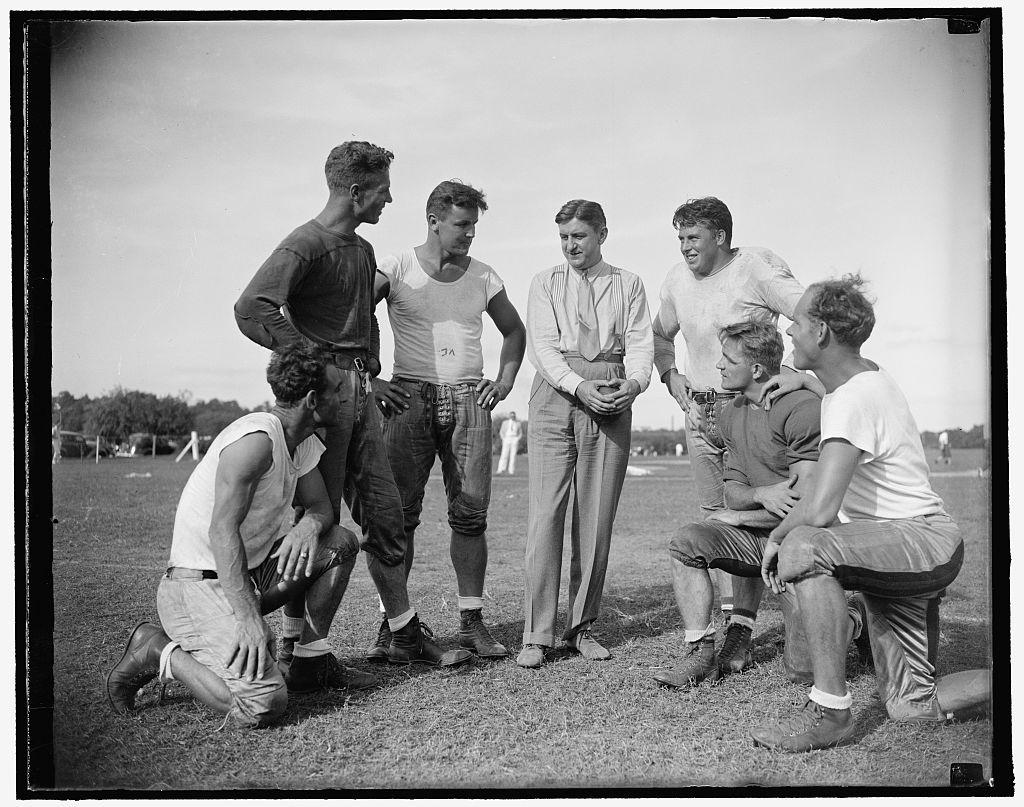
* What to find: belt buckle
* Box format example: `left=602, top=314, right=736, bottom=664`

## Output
left=353, top=356, right=366, bottom=373
left=704, top=390, right=717, bottom=405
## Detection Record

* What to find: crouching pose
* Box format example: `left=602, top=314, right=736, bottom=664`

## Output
left=653, top=320, right=828, bottom=688
left=105, top=344, right=377, bottom=728
left=753, top=276, right=990, bottom=752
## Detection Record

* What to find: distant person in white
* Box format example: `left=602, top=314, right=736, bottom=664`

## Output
left=370, top=179, right=526, bottom=660
left=652, top=196, right=805, bottom=624
left=497, top=411, right=523, bottom=474
left=938, top=430, right=952, bottom=465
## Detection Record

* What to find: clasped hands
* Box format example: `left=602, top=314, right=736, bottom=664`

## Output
left=575, top=377, right=640, bottom=416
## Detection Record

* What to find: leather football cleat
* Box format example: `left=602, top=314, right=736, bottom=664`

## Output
left=388, top=615, right=472, bottom=667
left=717, top=623, right=753, bottom=674
left=459, top=609, right=507, bottom=658
left=366, top=618, right=392, bottom=663
left=106, top=621, right=171, bottom=713
left=751, top=699, right=858, bottom=752
left=652, top=637, right=719, bottom=688
left=285, top=652, right=379, bottom=693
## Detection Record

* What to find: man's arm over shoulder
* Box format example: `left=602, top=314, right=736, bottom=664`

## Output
left=772, top=391, right=822, bottom=467
left=752, top=249, right=804, bottom=319
left=235, top=245, right=310, bottom=349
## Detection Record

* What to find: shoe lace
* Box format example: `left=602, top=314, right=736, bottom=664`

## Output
left=776, top=700, right=824, bottom=735
left=719, top=624, right=749, bottom=662
left=418, top=622, right=437, bottom=641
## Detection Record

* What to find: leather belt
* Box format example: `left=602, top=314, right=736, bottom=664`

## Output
left=689, top=390, right=740, bottom=406
left=166, top=566, right=218, bottom=580
left=324, top=350, right=368, bottom=373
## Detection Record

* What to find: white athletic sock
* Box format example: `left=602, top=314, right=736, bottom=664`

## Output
left=387, top=608, right=415, bottom=633
left=684, top=623, right=716, bottom=644
left=457, top=596, right=484, bottom=611
left=809, top=686, right=853, bottom=711
left=378, top=595, right=386, bottom=615
left=281, top=616, right=304, bottom=639
left=158, top=641, right=179, bottom=681
left=292, top=638, right=330, bottom=658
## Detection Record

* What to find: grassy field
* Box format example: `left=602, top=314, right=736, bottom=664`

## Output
left=49, top=449, right=994, bottom=791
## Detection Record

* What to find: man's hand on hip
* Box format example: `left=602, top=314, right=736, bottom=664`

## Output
left=475, top=378, right=510, bottom=409
left=371, top=377, right=411, bottom=418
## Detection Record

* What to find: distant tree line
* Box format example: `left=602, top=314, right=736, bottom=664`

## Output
left=51, top=389, right=269, bottom=445
left=52, top=391, right=987, bottom=456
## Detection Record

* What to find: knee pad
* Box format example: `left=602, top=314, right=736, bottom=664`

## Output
left=323, top=525, right=360, bottom=567
left=448, top=503, right=488, bottom=537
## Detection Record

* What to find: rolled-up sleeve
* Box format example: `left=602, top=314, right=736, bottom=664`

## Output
left=623, top=276, right=654, bottom=391
left=526, top=273, right=585, bottom=395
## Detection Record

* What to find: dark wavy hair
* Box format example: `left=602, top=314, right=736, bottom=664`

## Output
left=426, top=179, right=488, bottom=220
left=325, top=141, right=394, bottom=193
left=671, top=197, right=733, bottom=244
left=718, top=319, right=783, bottom=375
left=554, top=199, right=606, bottom=230
left=266, top=343, right=332, bottom=404
left=806, top=274, right=875, bottom=349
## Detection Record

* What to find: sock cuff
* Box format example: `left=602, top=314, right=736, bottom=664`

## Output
left=684, top=623, right=716, bottom=644
left=457, top=596, right=485, bottom=611
left=159, top=641, right=179, bottom=682
left=293, top=638, right=330, bottom=658
left=729, top=613, right=755, bottom=631
left=809, top=686, right=853, bottom=711
left=281, top=615, right=305, bottom=637
left=388, top=608, right=416, bottom=633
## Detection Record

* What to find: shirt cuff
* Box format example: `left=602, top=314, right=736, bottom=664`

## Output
left=653, top=357, right=677, bottom=379
left=560, top=372, right=587, bottom=396
left=627, top=373, right=651, bottom=393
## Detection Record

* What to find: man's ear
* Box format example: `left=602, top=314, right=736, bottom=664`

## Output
left=751, top=362, right=766, bottom=381
left=715, top=229, right=727, bottom=246
left=427, top=212, right=440, bottom=232
left=348, top=182, right=361, bottom=201
left=816, top=320, right=831, bottom=349
left=598, top=226, right=608, bottom=245
left=303, top=389, right=318, bottom=410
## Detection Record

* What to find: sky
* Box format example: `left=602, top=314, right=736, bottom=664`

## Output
left=47, top=14, right=994, bottom=432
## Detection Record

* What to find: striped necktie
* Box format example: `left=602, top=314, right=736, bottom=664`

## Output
left=577, top=272, right=601, bottom=361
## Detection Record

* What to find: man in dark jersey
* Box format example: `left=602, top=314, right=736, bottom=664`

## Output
left=234, top=142, right=470, bottom=668
left=652, top=319, right=833, bottom=688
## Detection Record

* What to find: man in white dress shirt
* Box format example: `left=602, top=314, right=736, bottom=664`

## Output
left=517, top=199, right=654, bottom=668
